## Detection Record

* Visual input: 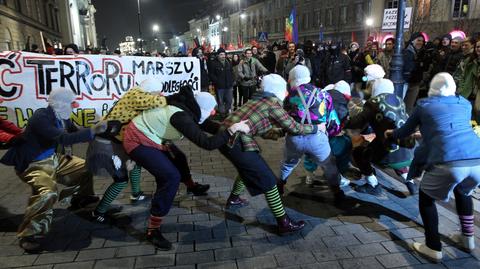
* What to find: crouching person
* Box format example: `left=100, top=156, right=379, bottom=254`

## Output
left=0, top=88, right=117, bottom=253
left=122, top=87, right=250, bottom=250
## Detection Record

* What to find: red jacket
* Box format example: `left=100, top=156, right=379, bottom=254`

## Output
left=0, top=119, right=22, bottom=143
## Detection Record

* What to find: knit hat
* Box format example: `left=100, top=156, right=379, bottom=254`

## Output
left=371, top=78, right=394, bottom=97
left=48, top=87, right=77, bottom=120
left=363, top=64, right=385, bottom=82
left=194, top=92, right=217, bottom=124
left=217, top=48, right=226, bottom=54
left=409, top=32, right=424, bottom=44
left=334, top=80, right=351, bottom=97
left=289, top=65, right=311, bottom=88
left=261, top=74, right=288, bottom=101
left=139, top=78, right=162, bottom=92
left=428, top=72, right=456, bottom=97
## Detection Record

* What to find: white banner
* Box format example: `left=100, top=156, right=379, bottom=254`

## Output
left=381, top=7, right=413, bottom=31
left=0, top=52, right=200, bottom=127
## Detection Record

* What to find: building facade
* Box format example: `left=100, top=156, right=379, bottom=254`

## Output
left=59, top=0, right=98, bottom=50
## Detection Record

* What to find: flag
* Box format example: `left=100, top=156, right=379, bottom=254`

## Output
left=319, top=24, right=324, bottom=42
left=285, top=8, right=298, bottom=43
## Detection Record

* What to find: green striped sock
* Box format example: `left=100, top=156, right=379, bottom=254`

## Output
left=95, top=181, right=128, bottom=213
left=129, top=165, right=142, bottom=195
left=232, top=176, right=246, bottom=196
left=265, top=187, right=286, bottom=218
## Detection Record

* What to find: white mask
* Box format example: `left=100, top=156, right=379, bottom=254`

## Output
left=51, top=102, right=73, bottom=120
left=198, top=108, right=212, bottom=124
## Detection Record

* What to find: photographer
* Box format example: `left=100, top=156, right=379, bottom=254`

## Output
left=237, top=48, right=269, bottom=104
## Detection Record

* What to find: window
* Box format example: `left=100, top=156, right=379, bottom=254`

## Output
left=386, top=0, right=398, bottom=9
left=326, top=8, right=333, bottom=26
left=355, top=3, right=363, bottom=23
left=453, top=0, right=469, bottom=18
left=340, top=6, right=347, bottom=24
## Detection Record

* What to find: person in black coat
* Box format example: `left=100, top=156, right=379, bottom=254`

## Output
left=403, top=32, right=426, bottom=114
left=324, top=44, right=352, bottom=85
left=209, top=48, right=234, bottom=116
left=193, top=47, right=210, bottom=92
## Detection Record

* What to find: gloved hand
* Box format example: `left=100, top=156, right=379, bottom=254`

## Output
left=93, top=120, right=123, bottom=137
left=228, top=120, right=250, bottom=135
left=90, top=121, right=108, bottom=135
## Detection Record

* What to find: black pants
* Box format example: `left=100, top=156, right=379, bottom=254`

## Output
left=419, top=186, right=473, bottom=251
left=352, top=138, right=388, bottom=176
left=239, top=85, right=256, bottom=105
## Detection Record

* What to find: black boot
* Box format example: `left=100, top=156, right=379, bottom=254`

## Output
left=187, top=183, right=210, bottom=196
left=146, top=228, right=172, bottom=250
left=277, top=215, right=305, bottom=235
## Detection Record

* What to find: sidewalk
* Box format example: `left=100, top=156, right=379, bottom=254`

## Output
left=0, top=138, right=478, bottom=268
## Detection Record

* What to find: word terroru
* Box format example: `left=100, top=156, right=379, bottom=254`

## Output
left=25, top=57, right=134, bottom=100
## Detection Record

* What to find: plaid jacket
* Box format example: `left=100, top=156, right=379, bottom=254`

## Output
left=223, top=93, right=317, bottom=152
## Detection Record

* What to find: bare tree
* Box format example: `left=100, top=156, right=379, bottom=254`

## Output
left=407, top=0, right=443, bottom=35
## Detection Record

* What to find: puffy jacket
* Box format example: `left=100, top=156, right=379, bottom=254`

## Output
left=324, top=53, right=352, bottom=85
left=455, top=57, right=480, bottom=99
left=209, top=58, right=234, bottom=89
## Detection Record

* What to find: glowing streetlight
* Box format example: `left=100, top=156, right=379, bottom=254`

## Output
left=152, top=24, right=160, bottom=32
left=175, top=36, right=179, bottom=40
left=137, top=38, right=142, bottom=42
left=179, top=42, right=184, bottom=47
left=161, top=41, right=166, bottom=45
left=216, top=14, right=221, bottom=20
left=240, top=13, right=246, bottom=19
left=365, top=17, right=374, bottom=26
left=196, top=28, right=201, bottom=33
left=223, top=27, right=229, bottom=32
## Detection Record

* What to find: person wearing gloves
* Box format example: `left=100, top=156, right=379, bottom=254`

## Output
left=220, top=74, right=324, bottom=235
left=87, top=79, right=211, bottom=223
left=122, top=87, right=250, bottom=250
left=386, top=73, right=480, bottom=262
left=345, top=79, right=414, bottom=195
left=278, top=65, right=349, bottom=196
left=0, top=87, right=118, bottom=253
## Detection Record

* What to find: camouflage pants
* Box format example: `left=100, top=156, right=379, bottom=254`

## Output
left=17, top=154, right=94, bottom=238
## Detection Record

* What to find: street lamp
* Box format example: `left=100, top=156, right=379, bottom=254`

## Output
left=216, top=14, right=221, bottom=20
left=240, top=13, right=246, bottom=19
left=136, top=0, right=143, bottom=51
left=196, top=28, right=201, bottom=33
left=365, top=17, right=374, bottom=40
left=223, top=27, right=228, bottom=32
left=152, top=24, right=160, bottom=32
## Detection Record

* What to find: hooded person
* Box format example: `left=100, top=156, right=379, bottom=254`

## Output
left=324, top=42, right=352, bottom=85
left=362, top=64, right=386, bottom=99
left=386, top=72, right=480, bottom=261
left=345, top=78, right=415, bottom=195
left=0, top=87, right=120, bottom=252
left=122, top=86, right=250, bottom=250
left=280, top=65, right=350, bottom=191
left=217, top=73, right=326, bottom=235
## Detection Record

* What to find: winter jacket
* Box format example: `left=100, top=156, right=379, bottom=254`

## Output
left=444, top=49, right=464, bottom=75
left=454, top=57, right=480, bottom=99
left=199, top=58, right=209, bottom=90
left=1, top=107, right=93, bottom=172
left=349, top=50, right=367, bottom=83
left=403, top=44, right=425, bottom=83
left=209, top=58, right=234, bottom=90
left=0, top=119, right=22, bottom=143
left=237, top=58, right=268, bottom=87
left=283, top=58, right=312, bottom=81
left=376, top=51, right=393, bottom=79
left=324, top=53, right=352, bottom=85
left=393, top=95, right=480, bottom=166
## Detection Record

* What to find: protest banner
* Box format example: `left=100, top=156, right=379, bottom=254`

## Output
left=0, top=51, right=200, bottom=127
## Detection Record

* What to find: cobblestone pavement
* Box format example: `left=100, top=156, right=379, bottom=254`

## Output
left=0, top=138, right=479, bottom=268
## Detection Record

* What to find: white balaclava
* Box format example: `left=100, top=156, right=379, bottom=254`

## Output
left=334, top=80, right=351, bottom=97
left=48, top=87, right=77, bottom=120
left=363, top=64, right=386, bottom=82
left=261, top=74, right=288, bottom=101
left=428, top=72, right=456, bottom=97
left=371, top=78, right=395, bottom=97
left=289, top=65, right=311, bottom=88
left=139, top=78, right=162, bottom=93
left=194, top=92, right=217, bottom=124
left=323, top=84, right=335, bottom=91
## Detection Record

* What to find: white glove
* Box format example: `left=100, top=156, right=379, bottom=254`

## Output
left=228, top=120, right=250, bottom=135
left=90, top=121, right=108, bottom=135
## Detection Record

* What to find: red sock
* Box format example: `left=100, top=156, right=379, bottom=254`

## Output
left=184, top=177, right=196, bottom=188
left=148, top=215, right=162, bottom=230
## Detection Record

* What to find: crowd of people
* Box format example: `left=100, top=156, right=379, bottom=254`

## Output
left=1, top=32, right=480, bottom=263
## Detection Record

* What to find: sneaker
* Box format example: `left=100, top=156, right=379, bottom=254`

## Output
left=354, top=183, right=382, bottom=196
left=146, top=228, right=172, bottom=250
left=130, top=191, right=146, bottom=202
left=19, top=236, right=42, bottom=253
left=91, top=210, right=107, bottom=224
left=339, top=175, right=351, bottom=188
left=450, top=234, right=475, bottom=252
left=186, top=183, right=210, bottom=196
left=225, top=195, right=249, bottom=209
left=405, top=180, right=418, bottom=195
left=412, top=242, right=442, bottom=263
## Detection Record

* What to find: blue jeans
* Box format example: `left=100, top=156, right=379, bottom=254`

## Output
left=216, top=88, right=233, bottom=114
left=280, top=132, right=340, bottom=186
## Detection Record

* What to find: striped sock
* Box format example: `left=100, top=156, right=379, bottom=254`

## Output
left=264, top=187, right=286, bottom=218
left=148, top=215, right=162, bottom=230
left=129, top=165, right=142, bottom=195
left=459, top=215, right=475, bottom=237
left=232, top=176, right=246, bottom=196
left=95, top=181, right=128, bottom=213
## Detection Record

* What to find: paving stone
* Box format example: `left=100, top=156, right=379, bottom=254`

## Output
left=52, top=261, right=95, bottom=269
left=391, top=228, right=425, bottom=240
left=116, top=245, right=155, bottom=257
left=214, top=245, right=253, bottom=261
left=288, top=240, right=326, bottom=251
left=76, top=248, right=116, bottom=261
left=20, top=265, right=53, bottom=269
left=176, top=250, right=215, bottom=265
left=0, top=244, right=24, bottom=256
left=340, top=256, right=385, bottom=269
left=251, top=242, right=292, bottom=256
left=178, top=213, right=209, bottom=223
left=274, top=252, right=317, bottom=267
left=338, top=215, right=374, bottom=224
left=399, top=264, right=447, bottom=269
left=311, top=247, right=353, bottom=262
left=93, top=257, right=135, bottom=269
left=231, top=234, right=268, bottom=247
left=381, top=240, right=412, bottom=253
left=443, top=246, right=472, bottom=260
left=301, top=261, right=342, bottom=269
left=195, top=239, right=231, bottom=251
left=236, top=255, right=278, bottom=269
left=0, top=254, right=37, bottom=268
left=354, top=231, right=392, bottom=244
left=443, top=257, right=480, bottom=268
left=197, top=260, right=237, bottom=269
left=321, top=234, right=362, bottom=248
left=347, top=243, right=389, bottom=257
left=34, top=251, right=78, bottom=265
left=0, top=236, right=17, bottom=245
left=376, top=252, right=421, bottom=268
left=178, top=230, right=213, bottom=242
left=134, top=254, right=175, bottom=268
left=332, top=224, right=368, bottom=235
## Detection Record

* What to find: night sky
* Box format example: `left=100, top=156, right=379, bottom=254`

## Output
left=92, top=0, right=214, bottom=50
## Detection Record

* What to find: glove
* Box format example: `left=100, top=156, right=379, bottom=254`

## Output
left=95, top=120, right=123, bottom=138
left=228, top=120, right=250, bottom=135
left=91, top=121, right=108, bottom=135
